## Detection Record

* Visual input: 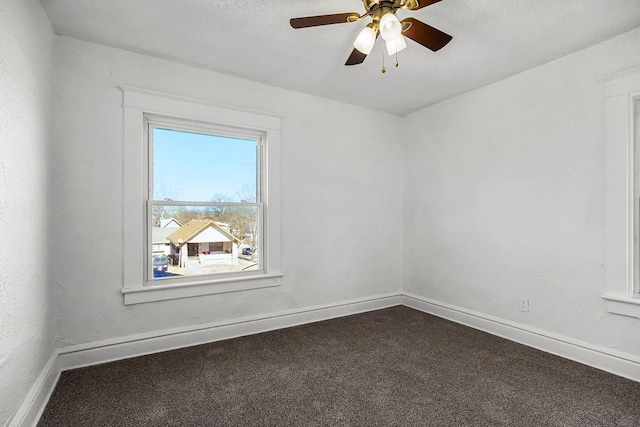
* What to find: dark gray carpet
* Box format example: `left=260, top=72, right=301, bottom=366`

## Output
left=39, top=306, right=640, bottom=426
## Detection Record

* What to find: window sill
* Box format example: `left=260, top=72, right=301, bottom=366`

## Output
left=122, top=273, right=283, bottom=305
left=602, top=294, right=640, bottom=319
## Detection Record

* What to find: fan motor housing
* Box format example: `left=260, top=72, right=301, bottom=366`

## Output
left=363, top=0, right=420, bottom=13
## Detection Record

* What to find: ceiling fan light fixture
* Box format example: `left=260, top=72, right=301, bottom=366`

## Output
left=379, top=12, right=402, bottom=41
left=289, top=1, right=454, bottom=68
left=353, top=25, right=377, bottom=54
left=385, top=34, right=407, bottom=56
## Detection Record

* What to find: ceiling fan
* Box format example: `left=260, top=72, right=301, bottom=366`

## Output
left=290, top=0, right=452, bottom=68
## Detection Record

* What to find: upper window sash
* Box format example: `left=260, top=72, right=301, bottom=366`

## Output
left=145, top=118, right=263, bottom=203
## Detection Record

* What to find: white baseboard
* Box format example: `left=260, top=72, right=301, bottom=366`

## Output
left=9, top=292, right=402, bottom=426
left=402, top=292, right=640, bottom=383
left=11, top=290, right=640, bottom=426
left=7, top=352, right=60, bottom=427
left=57, top=292, right=403, bottom=371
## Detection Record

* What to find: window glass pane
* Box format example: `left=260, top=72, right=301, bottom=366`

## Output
left=152, top=128, right=258, bottom=202
left=151, top=204, right=260, bottom=280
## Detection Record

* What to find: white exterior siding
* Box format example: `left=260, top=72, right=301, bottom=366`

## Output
left=190, top=226, right=233, bottom=244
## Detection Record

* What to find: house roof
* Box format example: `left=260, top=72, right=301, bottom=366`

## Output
left=152, top=227, right=177, bottom=245
left=160, top=218, right=182, bottom=228
left=167, top=219, right=240, bottom=246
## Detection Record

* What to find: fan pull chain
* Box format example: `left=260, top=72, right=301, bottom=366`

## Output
left=395, top=39, right=399, bottom=68
left=381, top=40, right=400, bottom=73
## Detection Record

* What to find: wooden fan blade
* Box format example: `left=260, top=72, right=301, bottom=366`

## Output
left=401, top=17, right=452, bottom=51
left=345, top=48, right=368, bottom=66
left=410, top=0, right=443, bottom=10
left=290, top=13, right=360, bottom=29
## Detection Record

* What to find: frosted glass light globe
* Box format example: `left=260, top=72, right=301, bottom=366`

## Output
left=385, top=35, right=407, bottom=56
left=353, top=26, right=377, bottom=54
left=379, top=13, right=402, bottom=41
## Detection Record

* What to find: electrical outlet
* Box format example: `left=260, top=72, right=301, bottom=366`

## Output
left=519, top=298, right=529, bottom=313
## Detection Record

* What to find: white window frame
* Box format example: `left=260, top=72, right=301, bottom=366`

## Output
left=602, top=66, right=640, bottom=318
left=145, top=116, right=265, bottom=284
left=121, top=87, right=282, bottom=305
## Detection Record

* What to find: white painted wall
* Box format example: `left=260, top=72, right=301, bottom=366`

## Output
left=0, top=0, right=54, bottom=424
left=403, top=27, right=640, bottom=356
left=52, top=36, right=403, bottom=346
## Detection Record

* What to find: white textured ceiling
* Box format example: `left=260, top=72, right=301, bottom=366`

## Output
left=40, top=0, right=640, bottom=115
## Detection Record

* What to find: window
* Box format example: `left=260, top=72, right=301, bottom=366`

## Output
left=147, top=120, right=262, bottom=282
left=602, top=67, right=640, bottom=318
left=122, top=87, right=282, bottom=305
left=209, top=242, right=224, bottom=253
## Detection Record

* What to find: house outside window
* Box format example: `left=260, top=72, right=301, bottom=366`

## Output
left=209, top=242, right=224, bottom=253
left=122, top=87, right=282, bottom=305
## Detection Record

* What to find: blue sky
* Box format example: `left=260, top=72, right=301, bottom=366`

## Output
left=152, top=128, right=257, bottom=202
